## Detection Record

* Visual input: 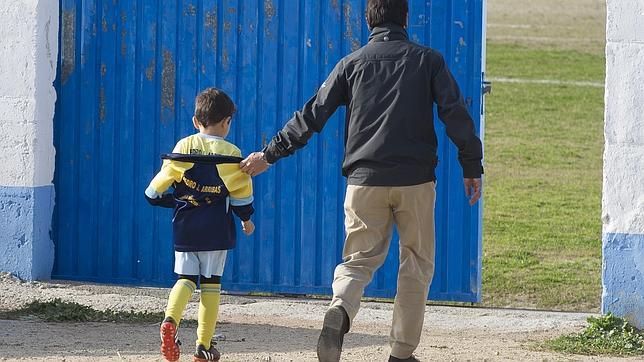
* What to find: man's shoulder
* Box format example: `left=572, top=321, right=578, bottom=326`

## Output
left=342, top=47, right=365, bottom=61
left=405, top=41, right=444, bottom=59
left=344, top=41, right=442, bottom=63
left=340, top=45, right=374, bottom=68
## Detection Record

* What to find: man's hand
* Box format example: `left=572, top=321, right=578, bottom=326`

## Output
left=240, top=152, right=270, bottom=177
left=464, top=178, right=482, bottom=206
left=242, top=220, right=255, bottom=236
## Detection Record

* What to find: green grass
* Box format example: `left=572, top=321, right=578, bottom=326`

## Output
left=482, top=42, right=605, bottom=311
left=487, top=43, right=605, bottom=82
left=0, top=299, right=196, bottom=326
left=542, top=314, right=644, bottom=356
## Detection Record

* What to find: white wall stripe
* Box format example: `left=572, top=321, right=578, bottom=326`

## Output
left=0, top=1, right=57, bottom=188
left=487, top=23, right=532, bottom=29
left=488, top=77, right=604, bottom=88
left=488, top=35, right=603, bottom=44
left=602, top=0, right=644, bottom=329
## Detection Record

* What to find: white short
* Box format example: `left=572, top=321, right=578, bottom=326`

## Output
left=174, top=250, right=228, bottom=278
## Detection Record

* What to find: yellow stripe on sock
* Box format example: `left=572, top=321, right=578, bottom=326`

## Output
left=197, top=283, right=221, bottom=349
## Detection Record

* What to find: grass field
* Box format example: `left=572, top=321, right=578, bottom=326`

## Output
left=481, top=0, right=605, bottom=311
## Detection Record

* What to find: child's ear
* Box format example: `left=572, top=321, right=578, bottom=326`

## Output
left=192, top=116, right=199, bottom=129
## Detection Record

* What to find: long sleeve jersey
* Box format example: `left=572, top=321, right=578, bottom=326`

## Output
left=263, top=23, right=483, bottom=186
left=145, top=133, right=254, bottom=252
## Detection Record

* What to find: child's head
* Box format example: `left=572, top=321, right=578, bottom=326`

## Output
left=193, top=88, right=236, bottom=137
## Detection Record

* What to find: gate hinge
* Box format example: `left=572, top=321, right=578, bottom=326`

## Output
left=482, top=80, right=492, bottom=95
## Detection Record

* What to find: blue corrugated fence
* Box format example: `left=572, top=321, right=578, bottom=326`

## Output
left=53, top=0, right=484, bottom=302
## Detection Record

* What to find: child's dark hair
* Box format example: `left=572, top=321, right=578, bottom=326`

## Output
left=366, top=0, right=408, bottom=29
left=194, top=88, right=236, bottom=127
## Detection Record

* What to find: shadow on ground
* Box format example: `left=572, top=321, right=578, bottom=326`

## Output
left=0, top=319, right=385, bottom=359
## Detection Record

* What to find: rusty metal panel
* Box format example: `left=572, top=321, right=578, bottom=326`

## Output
left=53, top=0, right=485, bottom=302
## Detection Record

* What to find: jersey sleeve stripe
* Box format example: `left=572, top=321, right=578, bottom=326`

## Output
left=229, top=195, right=254, bottom=206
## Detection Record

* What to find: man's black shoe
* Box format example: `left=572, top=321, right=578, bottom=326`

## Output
left=388, top=355, right=420, bottom=362
left=316, top=306, right=349, bottom=362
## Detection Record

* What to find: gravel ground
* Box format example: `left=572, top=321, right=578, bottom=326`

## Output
left=0, top=273, right=635, bottom=361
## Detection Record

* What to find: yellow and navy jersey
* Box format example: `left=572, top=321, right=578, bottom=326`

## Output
left=145, top=133, right=254, bottom=252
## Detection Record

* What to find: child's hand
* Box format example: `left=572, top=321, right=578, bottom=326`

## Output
left=242, top=220, right=255, bottom=236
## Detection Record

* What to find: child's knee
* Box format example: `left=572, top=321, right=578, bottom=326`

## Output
left=178, top=274, right=199, bottom=285
left=200, top=275, right=222, bottom=285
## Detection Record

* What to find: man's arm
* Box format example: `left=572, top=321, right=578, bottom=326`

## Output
left=431, top=52, right=483, bottom=205
left=241, top=60, right=348, bottom=176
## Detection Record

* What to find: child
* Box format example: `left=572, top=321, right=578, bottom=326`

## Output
left=145, top=88, right=255, bottom=362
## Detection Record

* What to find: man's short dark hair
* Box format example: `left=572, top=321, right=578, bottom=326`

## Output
left=366, top=0, right=408, bottom=29
left=194, top=87, right=236, bottom=127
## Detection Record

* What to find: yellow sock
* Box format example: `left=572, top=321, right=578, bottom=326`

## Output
left=165, top=278, right=196, bottom=327
left=196, top=283, right=221, bottom=349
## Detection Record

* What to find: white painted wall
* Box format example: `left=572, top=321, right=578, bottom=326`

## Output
left=0, top=0, right=58, bottom=188
left=602, top=0, right=644, bottom=235
left=0, top=0, right=58, bottom=280
left=602, top=0, right=644, bottom=328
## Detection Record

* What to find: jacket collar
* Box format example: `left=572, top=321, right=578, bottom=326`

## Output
left=368, top=22, right=409, bottom=43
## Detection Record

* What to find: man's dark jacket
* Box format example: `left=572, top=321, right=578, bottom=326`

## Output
left=264, top=23, right=483, bottom=186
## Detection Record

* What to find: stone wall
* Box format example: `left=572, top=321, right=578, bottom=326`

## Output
left=602, top=0, right=644, bottom=329
left=0, top=1, right=58, bottom=280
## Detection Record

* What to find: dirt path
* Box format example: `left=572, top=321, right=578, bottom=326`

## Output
left=0, top=275, right=637, bottom=361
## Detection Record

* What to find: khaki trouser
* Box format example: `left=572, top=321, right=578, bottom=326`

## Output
left=330, top=181, right=436, bottom=359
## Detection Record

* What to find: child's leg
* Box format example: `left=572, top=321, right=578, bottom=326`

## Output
left=161, top=274, right=197, bottom=361
left=167, top=251, right=201, bottom=326
left=196, top=274, right=222, bottom=349
left=195, top=250, right=227, bottom=350
left=165, top=275, right=197, bottom=326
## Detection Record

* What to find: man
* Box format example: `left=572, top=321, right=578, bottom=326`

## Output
left=241, top=0, right=483, bottom=361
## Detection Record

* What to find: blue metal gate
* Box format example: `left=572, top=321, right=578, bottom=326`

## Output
left=53, top=0, right=484, bottom=302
